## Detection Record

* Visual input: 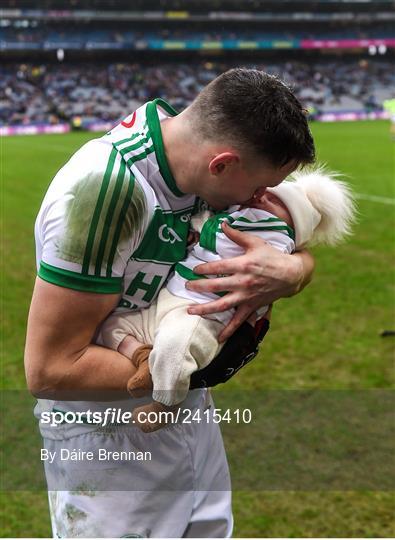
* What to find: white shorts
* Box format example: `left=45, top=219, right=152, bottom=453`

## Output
left=44, top=391, right=232, bottom=538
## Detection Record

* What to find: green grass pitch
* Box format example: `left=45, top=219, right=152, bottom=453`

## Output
left=1, top=121, right=394, bottom=536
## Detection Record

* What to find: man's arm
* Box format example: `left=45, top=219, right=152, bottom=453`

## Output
left=24, top=278, right=137, bottom=400
left=186, top=222, right=314, bottom=341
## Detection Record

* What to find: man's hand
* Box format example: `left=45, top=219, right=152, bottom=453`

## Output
left=187, top=221, right=314, bottom=342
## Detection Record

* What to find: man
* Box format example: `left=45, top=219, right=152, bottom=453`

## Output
left=25, top=68, right=315, bottom=537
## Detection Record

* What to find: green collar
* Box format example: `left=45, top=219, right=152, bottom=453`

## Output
left=146, top=98, right=184, bottom=197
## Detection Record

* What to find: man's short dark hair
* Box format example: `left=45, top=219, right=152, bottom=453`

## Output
left=190, top=68, right=315, bottom=168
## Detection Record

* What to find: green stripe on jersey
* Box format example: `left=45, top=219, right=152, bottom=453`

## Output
left=199, top=212, right=294, bottom=253
left=199, top=213, right=234, bottom=253
left=113, top=130, right=145, bottom=148
left=174, top=263, right=226, bottom=297
left=124, top=144, right=155, bottom=167
left=231, top=223, right=295, bottom=239
left=146, top=99, right=183, bottom=197
left=114, top=133, right=155, bottom=169
left=82, top=147, right=118, bottom=274
left=39, top=261, right=122, bottom=294
left=230, top=216, right=294, bottom=239
left=106, top=172, right=138, bottom=277
left=175, top=262, right=206, bottom=281
left=81, top=131, right=152, bottom=277
left=114, top=132, right=152, bottom=156
left=94, top=159, right=127, bottom=275
left=199, top=218, right=219, bottom=252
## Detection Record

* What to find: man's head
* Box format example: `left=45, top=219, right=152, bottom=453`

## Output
left=180, top=68, right=315, bottom=209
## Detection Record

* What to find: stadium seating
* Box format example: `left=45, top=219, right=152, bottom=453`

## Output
left=1, top=60, right=393, bottom=126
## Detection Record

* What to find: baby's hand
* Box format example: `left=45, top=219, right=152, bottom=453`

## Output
left=187, top=230, right=200, bottom=246
left=117, top=335, right=145, bottom=360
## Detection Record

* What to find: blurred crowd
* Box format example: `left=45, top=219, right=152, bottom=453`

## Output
left=1, top=60, right=393, bottom=126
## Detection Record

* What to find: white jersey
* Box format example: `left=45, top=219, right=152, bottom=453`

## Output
left=167, top=206, right=295, bottom=325
left=34, top=99, right=199, bottom=433
left=35, top=99, right=197, bottom=311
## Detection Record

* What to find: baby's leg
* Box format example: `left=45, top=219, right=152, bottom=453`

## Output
left=106, top=329, right=153, bottom=397
left=99, top=309, right=153, bottom=352
left=150, top=306, right=224, bottom=406
left=131, top=401, right=178, bottom=433
left=99, top=308, right=157, bottom=396
left=131, top=310, right=223, bottom=432
left=126, top=343, right=153, bottom=397
left=117, top=334, right=145, bottom=359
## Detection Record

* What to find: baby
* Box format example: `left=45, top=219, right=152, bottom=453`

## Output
left=100, top=168, right=356, bottom=431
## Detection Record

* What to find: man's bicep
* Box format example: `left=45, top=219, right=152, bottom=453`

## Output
left=25, top=277, right=120, bottom=385
left=37, top=148, right=148, bottom=294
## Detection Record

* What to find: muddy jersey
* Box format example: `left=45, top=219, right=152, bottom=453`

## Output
left=34, top=99, right=200, bottom=433
left=35, top=99, right=197, bottom=312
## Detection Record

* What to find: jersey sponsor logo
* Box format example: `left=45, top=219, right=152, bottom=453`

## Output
left=132, top=208, right=190, bottom=264
left=180, top=212, right=191, bottom=223
left=158, top=224, right=182, bottom=244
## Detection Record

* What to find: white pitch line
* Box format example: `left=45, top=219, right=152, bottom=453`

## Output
left=356, top=193, right=395, bottom=205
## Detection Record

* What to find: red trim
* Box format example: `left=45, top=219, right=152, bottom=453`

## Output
left=254, top=317, right=268, bottom=339
left=121, top=111, right=136, bottom=128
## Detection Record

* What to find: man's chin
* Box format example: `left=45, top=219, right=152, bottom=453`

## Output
left=208, top=197, right=241, bottom=211
left=240, top=196, right=256, bottom=207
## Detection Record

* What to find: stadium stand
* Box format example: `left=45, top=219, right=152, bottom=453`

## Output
left=1, top=24, right=394, bottom=48
left=0, top=0, right=394, bottom=129
left=1, top=60, right=393, bottom=127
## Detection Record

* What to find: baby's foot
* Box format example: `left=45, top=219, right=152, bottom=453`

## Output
left=127, top=344, right=154, bottom=398
left=132, top=401, right=178, bottom=433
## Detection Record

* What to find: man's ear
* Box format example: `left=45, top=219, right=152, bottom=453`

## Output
left=279, top=158, right=299, bottom=177
left=208, top=152, right=239, bottom=176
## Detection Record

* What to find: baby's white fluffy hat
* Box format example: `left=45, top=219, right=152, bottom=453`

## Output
left=267, top=167, right=356, bottom=249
